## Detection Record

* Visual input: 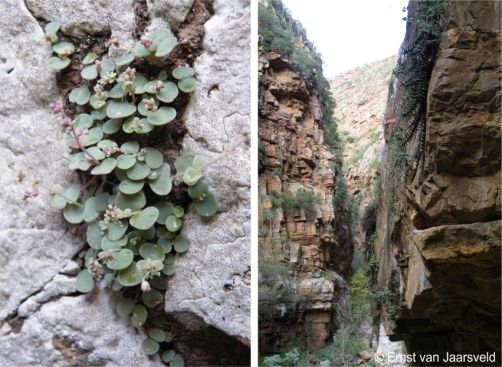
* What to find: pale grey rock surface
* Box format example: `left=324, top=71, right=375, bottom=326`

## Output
left=165, top=0, right=251, bottom=342
left=0, top=0, right=250, bottom=365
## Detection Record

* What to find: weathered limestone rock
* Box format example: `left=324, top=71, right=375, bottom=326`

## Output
left=376, top=0, right=501, bottom=359
left=0, top=0, right=250, bottom=365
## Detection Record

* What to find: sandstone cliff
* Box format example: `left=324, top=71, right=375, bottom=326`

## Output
left=258, top=1, right=352, bottom=353
left=376, top=0, right=501, bottom=362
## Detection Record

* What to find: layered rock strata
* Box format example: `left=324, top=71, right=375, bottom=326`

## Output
left=376, top=0, right=501, bottom=362
left=258, top=52, right=351, bottom=353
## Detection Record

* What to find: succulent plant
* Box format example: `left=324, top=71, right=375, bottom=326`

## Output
left=48, top=24, right=218, bottom=366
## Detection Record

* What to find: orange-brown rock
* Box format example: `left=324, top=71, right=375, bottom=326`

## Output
left=259, top=52, right=352, bottom=353
left=376, top=0, right=501, bottom=361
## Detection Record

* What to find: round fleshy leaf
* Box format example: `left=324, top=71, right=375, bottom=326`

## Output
left=63, top=204, right=84, bottom=224
left=91, top=158, right=117, bottom=175
left=69, top=87, right=91, bottom=105
left=86, top=147, right=105, bottom=161
left=171, top=355, right=184, bottom=367
left=172, top=66, right=194, bottom=80
left=162, top=350, right=176, bottom=363
left=155, top=35, right=178, bottom=57
left=101, top=236, right=128, bottom=250
left=133, top=74, right=148, bottom=94
left=162, top=263, right=175, bottom=276
left=150, top=274, right=168, bottom=290
left=107, top=249, right=134, bottom=270
left=165, top=215, right=181, bottom=232
left=115, top=191, right=146, bottom=211
left=53, top=41, right=75, bottom=57
left=79, top=127, right=103, bottom=147
left=141, top=289, right=164, bottom=308
left=86, top=222, right=103, bottom=249
left=195, top=190, right=218, bottom=217
left=143, top=148, right=163, bottom=169
left=90, top=95, right=106, bottom=109
left=73, top=114, right=93, bottom=129
left=48, top=56, right=70, bottom=71
left=106, top=101, right=136, bottom=119
left=137, top=259, right=163, bottom=274
left=91, top=105, right=107, bottom=121
left=98, top=139, right=118, bottom=150
left=140, top=226, right=156, bottom=241
left=178, top=77, right=197, bottom=93
left=117, top=154, right=136, bottom=170
left=158, top=237, right=173, bottom=253
left=83, top=52, right=97, bottom=64
left=139, top=243, right=165, bottom=261
left=142, top=338, right=159, bottom=356
left=173, top=206, right=184, bottom=218
left=165, top=253, right=175, bottom=266
left=116, top=298, right=135, bottom=317
left=127, top=162, right=151, bottom=180
left=150, top=29, right=172, bottom=47
left=130, top=207, right=159, bottom=230
left=75, top=270, right=94, bottom=293
left=119, top=179, right=144, bottom=195
left=117, top=262, right=144, bottom=287
left=149, top=163, right=172, bottom=196
left=188, top=180, right=209, bottom=199
left=148, top=328, right=165, bottom=342
left=45, top=21, right=60, bottom=35
left=144, top=80, right=164, bottom=94
left=158, top=70, right=168, bottom=80
left=115, top=53, right=134, bottom=67
left=135, top=118, right=154, bottom=134
left=138, top=98, right=158, bottom=117
left=51, top=193, right=67, bottom=209
left=132, top=305, right=148, bottom=328
left=67, top=153, right=91, bottom=171
left=108, top=221, right=128, bottom=241
left=192, top=156, right=207, bottom=170
left=155, top=202, right=174, bottom=224
left=174, top=154, right=194, bottom=173
left=133, top=41, right=150, bottom=57
left=64, top=185, right=80, bottom=204
left=182, top=167, right=202, bottom=186
left=81, top=64, right=97, bottom=80
left=147, top=106, right=176, bottom=126
left=103, top=118, right=123, bottom=134
left=173, top=234, right=189, bottom=253
left=99, top=58, right=115, bottom=78
left=108, top=82, right=126, bottom=99
left=120, top=141, right=140, bottom=154
left=83, top=197, right=99, bottom=222
left=156, top=82, right=178, bottom=103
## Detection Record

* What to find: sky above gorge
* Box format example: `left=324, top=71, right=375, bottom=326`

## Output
left=283, top=0, right=409, bottom=76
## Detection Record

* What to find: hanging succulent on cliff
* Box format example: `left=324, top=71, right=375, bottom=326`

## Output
left=46, top=22, right=218, bottom=366
left=390, top=0, right=446, bottom=175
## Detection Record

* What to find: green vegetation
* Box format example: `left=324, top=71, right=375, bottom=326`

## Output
left=47, top=24, right=219, bottom=366
left=259, top=262, right=308, bottom=323
left=259, top=0, right=336, bottom=140
left=260, top=190, right=321, bottom=236
left=261, top=268, right=374, bottom=367
left=390, top=0, right=445, bottom=177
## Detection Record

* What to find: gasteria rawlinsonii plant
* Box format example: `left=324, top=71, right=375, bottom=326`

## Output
left=46, top=22, right=217, bottom=366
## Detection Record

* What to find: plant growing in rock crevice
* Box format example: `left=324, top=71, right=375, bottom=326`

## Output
left=389, top=0, right=446, bottom=178
left=46, top=22, right=218, bottom=366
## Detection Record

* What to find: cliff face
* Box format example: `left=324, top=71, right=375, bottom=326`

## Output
left=258, top=50, right=352, bottom=352
left=330, top=56, right=394, bottom=252
left=376, top=0, right=501, bottom=361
